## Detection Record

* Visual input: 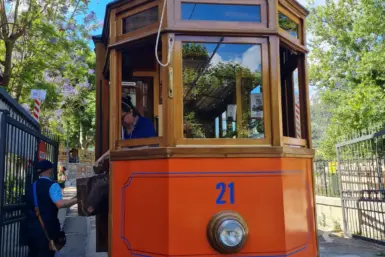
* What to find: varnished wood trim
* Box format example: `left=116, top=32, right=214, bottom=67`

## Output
left=110, top=146, right=315, bottom=160
left=117, top=1, right=160, bottom=38
left=109, top=50, right=120, bottom=151
left=269, top=36, right=283, bottom=146
left=176, top=138, right=271, bottom=146
left=277, top=4, right=305, bottom=45
left=109, top=10, right=117, bottom=45
left=279, top=0, right=309, bottom=18
left=261, top=41, right=272, bottom=141
left=283, top=136, right=306, bottom=147
left=269, top=0, right=278, bottom=30
left=175, top=36, right=268, bottom=44
left=173, top=40, right=183, bottom=140
left=117, top=137, right=164, bottom=147
left=278, top=4, right=301, bottom=23
left=133, top=71, right=157, bottom=77
left=115, top=0, right=156, bottom=15
left=278, top=31, right=308, bottom=53
left=162, top=33, right=176, bottom=146
left=117, top=25, right=159, bottom=43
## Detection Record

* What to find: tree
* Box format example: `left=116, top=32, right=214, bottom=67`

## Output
left=307, top=0, right=385, bottom=158
left=309, top=91, right=332, bottom=153
left=0, top=0, right=90, bottom=88
left=0, top=0, right=101, bottom=149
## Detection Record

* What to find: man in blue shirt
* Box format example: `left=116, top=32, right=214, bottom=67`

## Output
left=26, top=160, right=77, bottom=257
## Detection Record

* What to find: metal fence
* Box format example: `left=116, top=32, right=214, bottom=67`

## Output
left=0, top=110, right=59, bottom=257
left=314, top=160, right=340, bottom=197
left=337, top=129, right=385, bottom=244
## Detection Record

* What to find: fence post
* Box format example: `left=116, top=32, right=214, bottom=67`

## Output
left=53, top=141, right=59, bottom=181
left=0, top=110, right=9, bottom=251
left=337, top=145, right=349, bottom=238
left=375, top=137, right=383, bottom=193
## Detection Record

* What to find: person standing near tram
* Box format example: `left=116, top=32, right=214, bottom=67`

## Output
left=25, top=160, right=78, bottom=257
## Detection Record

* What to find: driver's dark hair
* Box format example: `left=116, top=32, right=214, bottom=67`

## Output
left=122, top=96, right=139, bottom=117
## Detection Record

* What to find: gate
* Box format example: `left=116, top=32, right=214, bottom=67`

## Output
left=337, top=129, right=385, bottom=244
left=0, top=110, right=59, bottom=257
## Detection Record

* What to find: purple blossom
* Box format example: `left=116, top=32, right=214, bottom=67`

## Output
left=66, top=23, right=76, bottom=30
left=60, top=6, right=68, bottom=14
left=55, top=109, right=63, bottom=118
left=88, top=69, right=95, bottom=75
left=98, top=20, right=104, bottom=27
left=62, top=84, right=78, bottom=97
left=50, top=38, right=57, bottom=44
left=84, top=11, right=96, bottom=24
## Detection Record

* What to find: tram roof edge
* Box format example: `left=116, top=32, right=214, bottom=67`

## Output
left=93, top=0, right=310, bottom=45
left=94, top=0, right=132, bottom=45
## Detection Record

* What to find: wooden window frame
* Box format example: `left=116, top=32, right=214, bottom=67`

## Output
left=173, top=35, right=272, bottom=146
left=110, top=49, right=165, bottom=150
left=172, top=0, right=269, bottom=32
left=116, top=1, right=160, bottom=44
left=279, top=42, right=310, bottom=148
left=277, top=4, right=304, bottom=46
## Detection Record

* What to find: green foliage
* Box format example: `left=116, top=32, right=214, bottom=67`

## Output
left=182, top=43, right=209, bottom=60
left=182, top=43, right=263, bottom=138
left=0, top=0, right=100, bottom=149
left=307, top=0, right=385, bottom=158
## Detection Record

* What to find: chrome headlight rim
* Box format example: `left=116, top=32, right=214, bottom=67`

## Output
left=207, top=211, right=249, bottom=254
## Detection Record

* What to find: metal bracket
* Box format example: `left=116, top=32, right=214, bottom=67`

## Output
left=168, top=67, right=174, bottom=98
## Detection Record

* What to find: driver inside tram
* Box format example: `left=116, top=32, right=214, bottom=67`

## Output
left=121, top=95, right=156, bottom=139
left=94, top=96, right=157, bottom=167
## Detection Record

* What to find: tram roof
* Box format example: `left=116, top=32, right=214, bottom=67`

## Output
left=93, top=0, right=309, bottom=46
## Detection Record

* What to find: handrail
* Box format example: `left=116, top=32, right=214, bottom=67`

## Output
left=0, top=88, right=39, bottom=129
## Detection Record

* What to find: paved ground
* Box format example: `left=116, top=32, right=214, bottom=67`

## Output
left=57, top=187, right=385, bottom=257
left=319, top=232, right=385, bottom=257
left=57, top=186, right=107, bottom=257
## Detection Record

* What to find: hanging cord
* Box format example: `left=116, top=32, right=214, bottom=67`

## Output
left=155, top=0, right=174, bottom=67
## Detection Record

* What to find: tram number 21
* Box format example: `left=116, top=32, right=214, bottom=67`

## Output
left=216, top=182, right=235, bottom=205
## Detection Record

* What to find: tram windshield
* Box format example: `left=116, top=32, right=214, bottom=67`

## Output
left=182, top=40, right=264, bottom=139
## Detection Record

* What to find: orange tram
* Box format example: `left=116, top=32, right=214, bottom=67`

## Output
left=87, top=0, right=318, bottom=256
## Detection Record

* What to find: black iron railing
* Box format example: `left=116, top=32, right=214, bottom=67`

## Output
left=0, top=110, right=59, bottom=257
left=313, top=159, right=340, bottom=197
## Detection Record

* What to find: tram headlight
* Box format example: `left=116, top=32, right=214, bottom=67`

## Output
left=207, top=211, right=248, bottom=254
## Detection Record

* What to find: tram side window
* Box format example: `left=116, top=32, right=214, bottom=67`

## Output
left=121, top=81, right=157, bottom=140
left=280, top=45, right=302, bottom=139
left=182, top=41, right=265, bottom=139
left=278, top=12, right=299, bottom=38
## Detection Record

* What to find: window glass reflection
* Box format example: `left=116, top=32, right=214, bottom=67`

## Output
left=278, top=13, right=298, bottom=38
left=182, top=41, right=264, bottom=139
left=122, top=7, right=158, bottom=34
left=182, top=3, right=261, bottom=23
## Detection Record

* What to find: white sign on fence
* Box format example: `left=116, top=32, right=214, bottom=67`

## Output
left=30, top=89, right=47, bottom=100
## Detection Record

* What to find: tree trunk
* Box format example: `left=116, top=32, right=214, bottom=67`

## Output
left=3, top=40, right=15, bottom=87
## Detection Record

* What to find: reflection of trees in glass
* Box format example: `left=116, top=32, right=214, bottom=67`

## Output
left=240, top=78, right=264, bottom=138
left=182, top=43, right=263, bottom=138
left=278, top=13, right=298, bottom=37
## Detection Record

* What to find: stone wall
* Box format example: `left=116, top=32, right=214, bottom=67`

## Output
left=65, top=162, right=95, bottom=186
left=316, top=196, right=343, bottom=231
